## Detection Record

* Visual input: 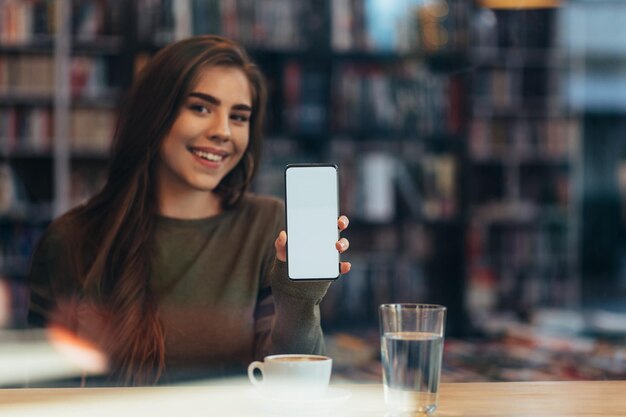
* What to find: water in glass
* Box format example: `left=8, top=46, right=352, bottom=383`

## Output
left=381, top=331, right=443, bottom=415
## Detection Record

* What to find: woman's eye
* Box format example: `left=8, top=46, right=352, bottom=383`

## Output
left=190, top=104, right=209, bottom=114
left=231, top=114, right=249, bottom=123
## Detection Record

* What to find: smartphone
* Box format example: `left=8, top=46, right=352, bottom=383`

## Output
left=285, top=164, right=340, bottom=280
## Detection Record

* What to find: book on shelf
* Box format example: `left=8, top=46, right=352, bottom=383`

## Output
left=0, top=107, right=53, bottom=153
left=1, top=0, right=124, bottom=46
left=0, top=54, right=118, bottom=100
left=332, top=61, right=452, bottom=136
left=137, top=0, right=315, bottom=50
left=469, top=118, right=580, bottom=162
left=72, top=0, right=125, bottom=41
left=70, top=56, right=116, bottom=99
left=136, top=0, right=176, bottom=46
left=330, top=0, right=352, bottom=52
left=0, top=0, right=55, bottom=46
left=419, top=153, right=457, bottom=219
left=355, top=152, right=396, bottom=222
left=473, top=69, right=517, bottom=109
left=283, top=61, right=326, bottom=135
left=0, top=55, right=54, bottom=97
left=70, top=108, right=115, bottom=152
left=473, top=66, right=563, bottom=114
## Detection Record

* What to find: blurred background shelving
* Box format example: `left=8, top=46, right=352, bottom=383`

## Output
left=465, top=4, right=582, bottom=329
left=1, top=0, right=626, bottom=383
left=0, top=0, right=128, bottom=324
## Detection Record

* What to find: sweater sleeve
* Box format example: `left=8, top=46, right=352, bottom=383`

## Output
left=268, top=260, right=331, bottom=354
left=253, top=198, right=332, bottom=358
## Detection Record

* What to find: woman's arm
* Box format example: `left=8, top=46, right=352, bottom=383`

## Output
left=253, top=216, right=350, bottom=358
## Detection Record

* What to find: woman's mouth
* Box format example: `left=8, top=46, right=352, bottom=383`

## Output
left=188, top=147, right=228, bottom=166
left=192, top=149, right=224, bottom=162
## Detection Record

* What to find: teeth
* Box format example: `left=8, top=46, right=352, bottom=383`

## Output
left=192, top=149, right=224, bottom=162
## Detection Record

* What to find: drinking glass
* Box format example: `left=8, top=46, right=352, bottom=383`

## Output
left=379, top=303, right=446, bottom=416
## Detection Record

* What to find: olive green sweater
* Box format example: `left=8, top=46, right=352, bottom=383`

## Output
left=27, top=194, right=331, bottom=383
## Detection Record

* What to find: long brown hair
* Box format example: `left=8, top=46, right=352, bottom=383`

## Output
left=68, top=36, right=267, bottom=385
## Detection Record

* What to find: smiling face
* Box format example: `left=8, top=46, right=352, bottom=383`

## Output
left=156, top=66, right=253, bottom=202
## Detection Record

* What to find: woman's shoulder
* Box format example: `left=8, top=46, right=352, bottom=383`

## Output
left=38, top=208, right=84, bottom=250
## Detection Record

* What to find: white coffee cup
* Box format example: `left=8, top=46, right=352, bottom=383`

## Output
left=247, top=354, right=332, bottom=397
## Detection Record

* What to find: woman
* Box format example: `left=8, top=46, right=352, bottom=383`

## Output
left=27, top=35, right=350, bottom=386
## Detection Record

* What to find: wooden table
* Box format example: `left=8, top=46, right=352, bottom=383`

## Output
left=0, top=380, right=625, bottom=416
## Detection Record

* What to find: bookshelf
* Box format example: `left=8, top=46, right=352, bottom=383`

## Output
left=465, top=5, right=582, bottom=324
left=0, top=0, right=128, bottom=320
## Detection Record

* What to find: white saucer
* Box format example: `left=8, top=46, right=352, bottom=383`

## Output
left=247, top=387, right=352, bottom=414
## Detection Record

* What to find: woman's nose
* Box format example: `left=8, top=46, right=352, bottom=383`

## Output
left=207, top=111, right=231, bottom=142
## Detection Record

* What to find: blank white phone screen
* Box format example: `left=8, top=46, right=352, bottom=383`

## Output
left=285, top=165, right=339, bottom=280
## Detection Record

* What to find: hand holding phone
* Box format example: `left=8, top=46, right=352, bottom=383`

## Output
left=284, top=164, right=344, bottom=280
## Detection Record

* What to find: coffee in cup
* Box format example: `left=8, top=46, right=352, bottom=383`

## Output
left=247, top=354, right=332, bottom=397
left=272, top=356, right=327, bottom=362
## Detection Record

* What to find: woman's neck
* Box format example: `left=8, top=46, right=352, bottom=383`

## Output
left=158, top=187, right=222, bottom=219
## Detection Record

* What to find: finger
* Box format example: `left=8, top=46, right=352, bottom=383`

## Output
left=340, top=262, right=351, bottom=274
left=336, top=238, right=350, bottom=253
left=338, top=216, right=349, bottom=231
left=275, top=230, right=287, bottom=248
left=275, top=230, right=287, bottom=262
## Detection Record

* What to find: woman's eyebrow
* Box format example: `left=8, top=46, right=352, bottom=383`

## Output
left=189, top=92, right=252, bottom=112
